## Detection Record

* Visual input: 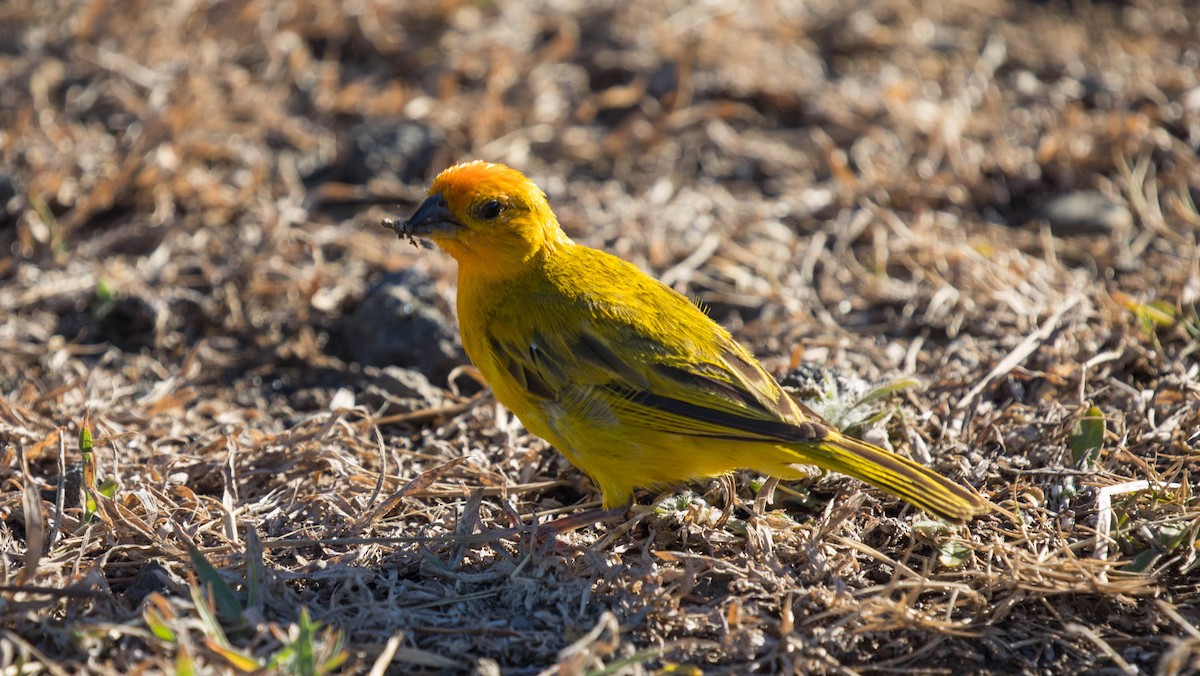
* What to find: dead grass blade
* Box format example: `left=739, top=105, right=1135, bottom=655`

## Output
left=956, top=296, right=1081, bottom=410
left=351, top=457, right=467, bottom=533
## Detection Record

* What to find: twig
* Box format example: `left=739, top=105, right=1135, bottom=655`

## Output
left=18, top=448, right=45, bottom=586
left=351, top=457, right=468, bottom=532
left=366, top=425, right=387, bottom=509
left=367, top=632, right=405, bottom=676
left=1, top=630, right=73, bottom=676
left=1157, top=599, right=1200, bottom=640
left=955, top=296, right=1081, bottom=410
left=0, top=584, right=106, bottom=598
left=1065, top=622, right=1137, bottom=675
left=372, top=399, right=480, bottom=426
left=221, top=435, right=240, bottom=545
left=256, top=532, right=522, bottom=551
left=405, top=479, right=567, bottom=499
left=49, top=430, right=66, bottom=553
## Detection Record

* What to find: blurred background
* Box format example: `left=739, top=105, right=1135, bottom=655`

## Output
left=3, top=0, right=1196, bottom=373
left=2, top=0, right=1199, bottom=673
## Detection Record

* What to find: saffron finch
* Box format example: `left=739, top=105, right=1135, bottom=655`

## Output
left=386, top=161, right=987, bottom=523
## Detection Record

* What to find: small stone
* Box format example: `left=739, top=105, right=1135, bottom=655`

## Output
left=341, top=120, right=441, bottom=185
left=1038, top=190, right=1132, bottom=236
left=121, top=561, right=179, bottom=606
left=334, top=269, right=463, bottom=379
left=779, top=364, right=848, bottom=403
left=0, top=172, right=16, bottom=229
left=56, top=291, right=162, bottom=352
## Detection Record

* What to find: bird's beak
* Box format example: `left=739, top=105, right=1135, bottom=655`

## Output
left=401, top=193, right=461, bottom=240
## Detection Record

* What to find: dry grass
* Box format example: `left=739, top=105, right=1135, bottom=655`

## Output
left=2, top=0, right=1199, bottom=673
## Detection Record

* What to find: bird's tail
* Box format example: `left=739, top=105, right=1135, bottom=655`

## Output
left=769, top=430, right=988, bottom=523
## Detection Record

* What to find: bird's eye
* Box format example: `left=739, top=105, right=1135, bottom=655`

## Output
left=477, top=200, right=503, bottom=220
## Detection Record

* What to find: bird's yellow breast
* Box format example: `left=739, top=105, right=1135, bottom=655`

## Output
left=456, top=271, right=568, bottom=448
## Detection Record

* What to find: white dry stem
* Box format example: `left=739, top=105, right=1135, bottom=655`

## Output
left=1094, top=480, right=1183, bottom=561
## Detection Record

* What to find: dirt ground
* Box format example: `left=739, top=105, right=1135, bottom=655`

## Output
left=2, top=0, right=1199, bottom=673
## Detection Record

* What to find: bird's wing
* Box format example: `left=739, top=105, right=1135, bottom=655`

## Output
left=485, top=264, right=829, bottom=444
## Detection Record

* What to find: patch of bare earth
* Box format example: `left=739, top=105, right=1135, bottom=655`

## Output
left=1, top=0, right=1198, bottom=673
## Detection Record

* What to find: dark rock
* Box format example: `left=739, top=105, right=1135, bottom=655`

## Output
left=334, top=269, right=463, bottom=379
left=0, top=172, right=17, bottom=230
left=120, top=560, right=180, bottom=606
left=779, top=364, right=848, bottom=404
left=56, top=290, right=162, bottom=352
left=93, top=294, right=161, bottom=351
left=341, top=120, right=441, bottom=186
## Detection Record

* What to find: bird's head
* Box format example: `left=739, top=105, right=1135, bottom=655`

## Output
left=398, top=161, right=571, bottom=275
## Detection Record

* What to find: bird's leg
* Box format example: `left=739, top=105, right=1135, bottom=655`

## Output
left=539, top=502, right=631, bottom=535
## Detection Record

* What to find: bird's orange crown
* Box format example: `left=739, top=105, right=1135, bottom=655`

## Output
left=417, top=161, right=570, bottom=275
left=429, top=161, right=545, bottom=214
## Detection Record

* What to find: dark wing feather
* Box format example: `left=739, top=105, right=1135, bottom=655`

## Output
left=487, top=310, right=828, bottom=445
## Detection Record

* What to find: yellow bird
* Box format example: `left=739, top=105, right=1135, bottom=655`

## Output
left=389, top=161, right=987, bottom=523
